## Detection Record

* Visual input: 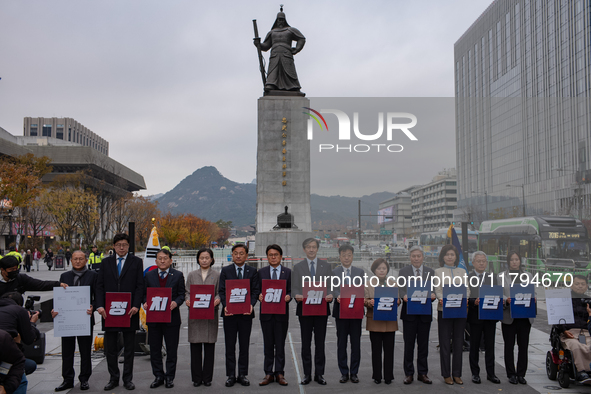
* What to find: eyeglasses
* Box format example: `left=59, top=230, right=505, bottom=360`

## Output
left=114, top=243, right=129, bottom=248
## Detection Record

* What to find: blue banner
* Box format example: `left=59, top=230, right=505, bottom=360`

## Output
left=510, top=284, right=536, bottom=319
left=478, top=285, right=503, bottom=320
left=407, top=282, right=432, bottom=315
left=373, top=287, right=398, bottom=321
left=442, top=285, right=467, bottom=319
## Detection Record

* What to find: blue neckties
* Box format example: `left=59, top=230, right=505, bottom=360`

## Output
left=117, top=258, right=123, bottom=276
left=310, top=261, right=315, bottom=277
left=237, top=267, right=243, bottom=279
left=160, top=271, right=166, bottom=280
left=272, top=268, right=278, bottom=280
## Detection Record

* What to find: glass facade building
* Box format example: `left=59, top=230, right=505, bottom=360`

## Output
left=455, top=0, right=591, bottom=220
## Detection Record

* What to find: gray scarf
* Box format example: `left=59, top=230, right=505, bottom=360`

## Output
left=72, top=265, right=88, bottom=286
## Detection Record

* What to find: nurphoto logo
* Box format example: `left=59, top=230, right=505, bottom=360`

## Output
left=304, top=107, right=418, bottom=153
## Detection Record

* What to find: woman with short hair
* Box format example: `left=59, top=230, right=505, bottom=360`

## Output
left=185, top=248, right=220, bottom=387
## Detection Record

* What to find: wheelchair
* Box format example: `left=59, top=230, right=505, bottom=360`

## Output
left=546, top=326, right=578, bottom=388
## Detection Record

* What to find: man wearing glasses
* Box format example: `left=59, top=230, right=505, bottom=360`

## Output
left=219, top=243, right=260, bottom=387
left=95, top=233, right=145, bottom=391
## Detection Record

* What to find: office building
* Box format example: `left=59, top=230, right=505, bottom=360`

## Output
left=411, top=168, right=458, bottom=233
left=24, top=117, right=108, bottom=155
left=455, top=0, right=591, bottom=219
left=378, top=188, right=413, bottom=239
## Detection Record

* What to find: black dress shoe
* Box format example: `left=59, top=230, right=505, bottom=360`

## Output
left=55, top=381, right=74, bottom=392
left=150, top=379, right=164, bottom=389
left=384, top=379, right=392, bottom=384
left=314, top=375, right=327, bottom=385
left=350, top=374, right=359, bottom=383
left=165, top=378, right=174, bottom=389
left=203, top=381, right=212, bottom=387
left=403, top=375, right=413, bottom=384
left=339, top=374, right=349, bottom=383
left=472, top=375, right=481, bottom=384
left=508, top=376, right=518, bottom=384
left=104, top=381, right=119, bottom=391
left=225, top=376, right=236, bottom=387
left=124, top=381, right=135, bottom=390
left=193, top=381, right=202, bottom=387
left=517, top=376, right=527, bottom=384
left=80, top=381, right=89, bottom=391
left=374, top=379, right=381, bottom=384
left=237, top=375, right=250, bottom=386
left=487, top=375, right=501, bottom=384
left=301, top=375, right=312, bottom=385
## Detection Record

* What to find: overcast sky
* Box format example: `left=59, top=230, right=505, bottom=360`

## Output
left=0, top=0, right=491, bottom=197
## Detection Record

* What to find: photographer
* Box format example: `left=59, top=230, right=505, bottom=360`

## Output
left=0, top=329, right=27, bottom=394
left=0, top=292, right=40, bottom=375
left=557, top=275, right=591, bottom=383
left=0, top=256, right=67, bottom=297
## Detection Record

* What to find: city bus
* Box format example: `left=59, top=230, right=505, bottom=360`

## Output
left=419, top=228, right=478, bottom=260
left=478, top=216, right=591, bottom=280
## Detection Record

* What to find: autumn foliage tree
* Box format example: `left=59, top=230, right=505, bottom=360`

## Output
left=0, top=154, right=52, bottom=248
left=157, top=212, right=218, bottom=249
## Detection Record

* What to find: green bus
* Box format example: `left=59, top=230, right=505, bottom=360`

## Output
left=478, top=216, right=591, bottom=281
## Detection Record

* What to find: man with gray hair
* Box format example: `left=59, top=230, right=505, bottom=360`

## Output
left=398, top=246, right=436, bottom=384
left=467, top=251, right=500, bottom=384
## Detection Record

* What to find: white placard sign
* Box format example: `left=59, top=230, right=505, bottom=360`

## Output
left=53, top=286, right=91, bottom=337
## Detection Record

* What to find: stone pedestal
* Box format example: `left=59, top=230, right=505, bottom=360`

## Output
left=255, top=96, right=312, bottom=257
left=255, top=230, right=312, bottom=259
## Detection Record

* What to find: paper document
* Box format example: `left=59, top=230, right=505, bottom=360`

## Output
left=53, top=286, right=91, bottom=337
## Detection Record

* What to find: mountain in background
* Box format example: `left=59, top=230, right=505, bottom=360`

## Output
left=157, top=166, right=395, bottom=228
left=157, top=166, right=256, bottom=226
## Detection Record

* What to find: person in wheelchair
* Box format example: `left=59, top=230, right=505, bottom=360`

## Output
left=556, top=275, right=591, bottom=383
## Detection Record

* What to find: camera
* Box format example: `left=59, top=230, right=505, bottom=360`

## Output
left=24, top=295, right=42, bottom=318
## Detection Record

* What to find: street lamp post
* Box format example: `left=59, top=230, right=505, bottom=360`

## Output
left=506, top=184, right=526, bottom=216
left=471, top=190, right=489, bottom=220
left=555, top=168, right=583, bottom=219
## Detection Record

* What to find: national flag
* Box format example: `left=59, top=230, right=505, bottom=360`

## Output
left=447, top=224, right=468, bottom=274
left=143, top=226, right=161, bottom=274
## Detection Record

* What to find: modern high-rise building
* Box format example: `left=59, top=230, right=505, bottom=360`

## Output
left=23, top=117, right=108, bottom=155
left=455, top=0, right=590, bottom=220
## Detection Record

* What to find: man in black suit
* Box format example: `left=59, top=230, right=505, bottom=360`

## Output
left=52, top=250, right=97, bottom=391
left=398, top=246, right=436, bottom=385
left=0, top=255, right=66, bottom=297
left=292, top=238, right=333, bottom=385
left=95, top=233, right=145, bottom=391
left=258, top=244, right=291, bottom=386
left=219, top=243, right=260, bottom=387
left=143, top=248, right=186, bottom=389
left=332, top=244, right=365, bottom=384
left=468, top=251, right=500, bottom=384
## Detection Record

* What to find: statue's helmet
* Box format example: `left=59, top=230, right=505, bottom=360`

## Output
left=272, top=5, right=290, bottom=29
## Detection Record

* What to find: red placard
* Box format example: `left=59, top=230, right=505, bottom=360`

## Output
left=189, top=284, right=215, bottom=320
left=105, top=292, right=131, bottom=328
left=339, top=285, right=365, bottom=319
left=146, top=287, right=172, bottom=323
left=261, top=279, right=287, bottom=315
left=226, top=279, right=251, bottom=315
left=302, top=283, right=327, bottom=316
